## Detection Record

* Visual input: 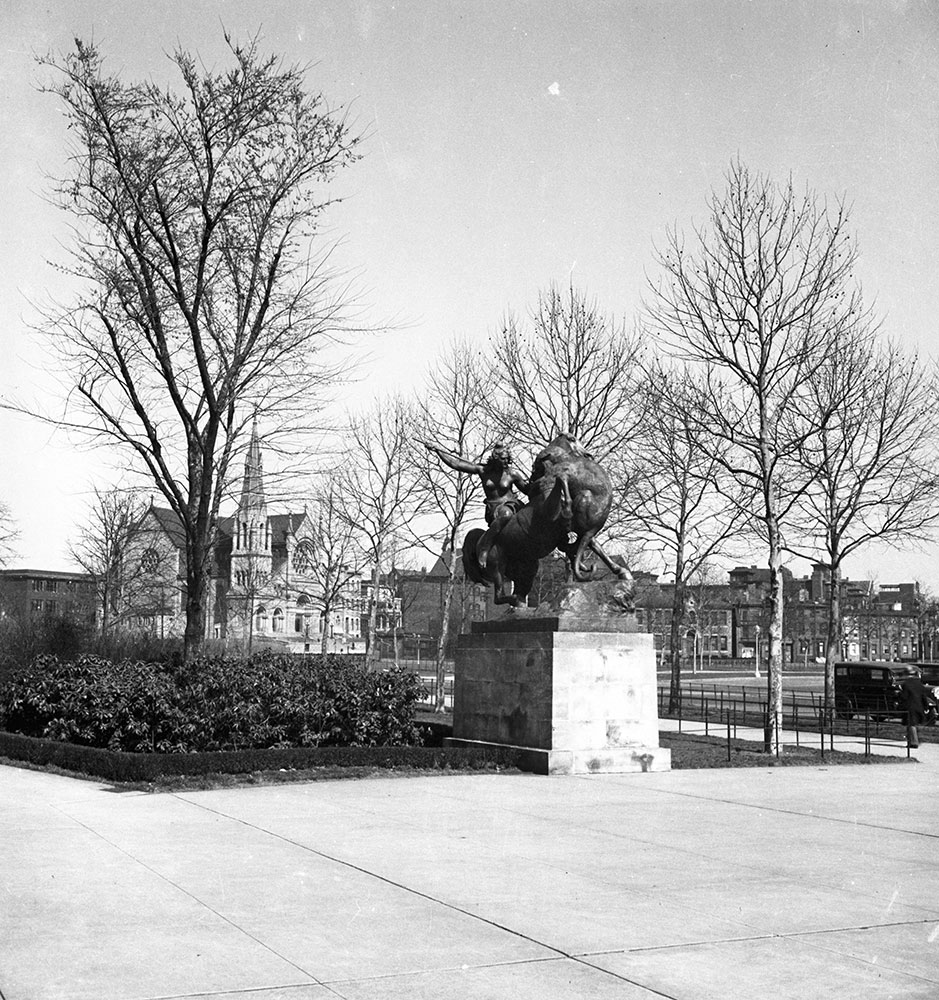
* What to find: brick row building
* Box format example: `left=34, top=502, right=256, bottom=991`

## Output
left=634, top=562, right=928, bottom=666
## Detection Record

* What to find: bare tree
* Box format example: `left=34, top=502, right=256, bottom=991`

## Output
left=489, top=283, right=643, bottom=463
left=68, top=486, right=148, bottom=636
left=647, top=161, right=864, bottom=754
left=335, top=397, right=420, bottom=660
left=295, top=480, right=367, bottom=656
left=29, top=36, right=361, bottom=660
left=226, top=555, right=272, bottom=655
left=0, top=502, right=18, bottom=567
left=412, top=340, right=495, bottom=711
left=631, top=365, right=746, bottom=712
left=794, top=334, right=939, bottom=708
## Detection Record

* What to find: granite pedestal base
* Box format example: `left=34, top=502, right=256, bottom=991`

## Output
left=444, top=620, right=670, bottom=775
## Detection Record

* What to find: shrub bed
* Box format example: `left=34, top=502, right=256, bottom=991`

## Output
left=0, top=652, right=425, bottom=753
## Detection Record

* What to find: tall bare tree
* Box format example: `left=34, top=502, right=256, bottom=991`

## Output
left=412, top=340, right=495, bottom=710
left=489, top=283, right=643, bottom=463
left=31, top=36, right=360, bottom=660
left=647, top=161, right=865, bottom=753
left=795, top=334, right=939, bottom=708
left=631, top=365, right=746, bottom=712
left=335, top=397, right=420, bottom=660
left=69, top=486, right=148, bottom=635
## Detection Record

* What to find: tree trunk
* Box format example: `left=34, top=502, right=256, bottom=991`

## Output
left=435, top=550, right=456, bottom=714
left=182, top=512, right=215, bottom=662
left=824, top=562, right=842, bottom=712
left=183, top=570, right=208, bottom=663
left=668, top=576, right=686, bottom=714
left=320, top=603, right=329, bottom=657
left=367, top=548, right=382, bottom=663
left=766, top=535, right=785, bottom=755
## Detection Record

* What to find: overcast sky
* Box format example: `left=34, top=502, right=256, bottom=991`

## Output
left=1, top=1, right=938, bottom=585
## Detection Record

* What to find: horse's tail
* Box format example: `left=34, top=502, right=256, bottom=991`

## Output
left=462, top=528, right=487, bottom=584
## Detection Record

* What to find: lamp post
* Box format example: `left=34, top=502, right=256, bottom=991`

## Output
left=754, top=624, right=761, bottom=678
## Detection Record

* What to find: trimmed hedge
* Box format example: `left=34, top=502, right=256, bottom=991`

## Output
left=0, top=652, right=425, bottom=753
left=0, top=729, right=522, bottom=782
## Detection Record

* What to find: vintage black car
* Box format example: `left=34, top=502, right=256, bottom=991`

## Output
left=834, top=661, right=907, bottom=720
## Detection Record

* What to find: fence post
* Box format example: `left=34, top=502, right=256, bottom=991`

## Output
left=864, top=712, right=871, bottom=757
left=794, top=703, right=799, bottom=748
left=726, top=710, right=732, bottom=762
left=705, top=697, right=709, bottom=737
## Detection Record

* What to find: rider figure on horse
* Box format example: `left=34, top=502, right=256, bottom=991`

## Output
left=423, top=440, right=530, bottom=569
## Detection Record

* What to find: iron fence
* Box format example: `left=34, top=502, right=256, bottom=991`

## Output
left=657, top=685, right=914, bottom=759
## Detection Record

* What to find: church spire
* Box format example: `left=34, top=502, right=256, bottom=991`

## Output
left=239, top=420, right=267, bottom=515
left=233, top=420, right=270, bottom=558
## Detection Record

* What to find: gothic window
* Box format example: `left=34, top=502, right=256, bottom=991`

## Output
left=272, top=608, right=284, bottom=633
left=141, top=548, right=160, bottom=573
left=292, top=540, right=314, bottom=574
left=255, top=606, right=267, bottom=633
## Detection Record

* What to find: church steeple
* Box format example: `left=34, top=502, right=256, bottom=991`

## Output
left=239, top=420, right=267, bottom=515
left=233, top=421, right=271, bottom=559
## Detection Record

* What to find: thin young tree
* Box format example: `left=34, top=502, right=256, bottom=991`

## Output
left=795, top=335, right=939, bottom=710
left=647, top=160, right=865, bottom=754
left=0, top=502, right=19, bottom=568
left=69, top=486, right=150, bottom=636
left=412, top=340, right=495, bottom=711
left=335, top=397, right=420, bottom=661
left=31, top=36, right=361, bottom=660
left=631, top=364, right=746, bottom=713
left=296, top=480, right=367, bottom=656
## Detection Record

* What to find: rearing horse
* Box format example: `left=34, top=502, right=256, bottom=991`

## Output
left=462, top=434, right=629, bottom=606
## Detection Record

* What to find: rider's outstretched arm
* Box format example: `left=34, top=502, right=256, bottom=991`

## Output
left=424, top=441, right=482, bottom=476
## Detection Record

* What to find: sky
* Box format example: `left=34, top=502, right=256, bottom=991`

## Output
left=1, top=0, right=938, bottom=586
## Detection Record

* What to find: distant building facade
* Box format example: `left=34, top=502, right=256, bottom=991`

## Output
left=0, top=568, right=97, bottom=629
left=634, top=561, right=926, bottom=666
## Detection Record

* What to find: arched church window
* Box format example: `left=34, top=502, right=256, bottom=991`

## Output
left=292, top=540, right=314, bottom=574
left=272, top=607, right=284, bottom=633
left=255, top=606, right=267, bottom=633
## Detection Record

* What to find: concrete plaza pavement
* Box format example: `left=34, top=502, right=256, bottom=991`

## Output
left=2, top=745, right=938, bottom=1000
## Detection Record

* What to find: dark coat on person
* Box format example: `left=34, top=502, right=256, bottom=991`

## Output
left=899, top=676, right=938, bottom=725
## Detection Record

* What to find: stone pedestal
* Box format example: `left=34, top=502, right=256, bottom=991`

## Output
left=444, top=616, right=670, bottom=775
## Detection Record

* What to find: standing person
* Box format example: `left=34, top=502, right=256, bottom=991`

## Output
left=423, top=440, right=530, bottom=569
left=898, top=666, right=938, bottom=749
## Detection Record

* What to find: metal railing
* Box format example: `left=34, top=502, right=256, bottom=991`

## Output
left=658, top=685, right=914, bottom=760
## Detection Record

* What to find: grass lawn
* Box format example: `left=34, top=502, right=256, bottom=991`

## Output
left=661, top=730, right=913, bottom=769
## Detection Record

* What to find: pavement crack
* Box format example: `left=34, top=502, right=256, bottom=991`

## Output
left=173, top=795, right=679, bottom=997
left=47, top=802, right=327, bottom=991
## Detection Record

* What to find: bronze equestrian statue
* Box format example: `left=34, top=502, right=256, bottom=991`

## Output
left=425, top=433, right=629, bottom=607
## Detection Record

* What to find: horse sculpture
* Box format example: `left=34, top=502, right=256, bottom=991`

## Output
left=461, top=433, right=629, bottom=606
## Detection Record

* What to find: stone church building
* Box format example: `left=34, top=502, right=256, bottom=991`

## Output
left=130, top=426, right=368, bottom=652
